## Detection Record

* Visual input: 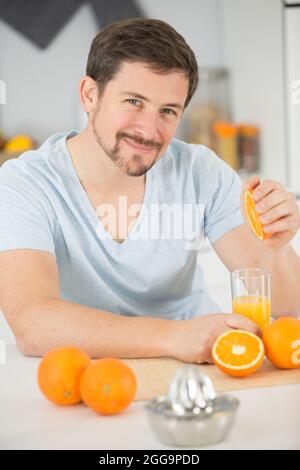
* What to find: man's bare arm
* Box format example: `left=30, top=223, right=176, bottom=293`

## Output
left=0, top=249, right=173, bottom=358
left=0, top=249, right=259, bottom=361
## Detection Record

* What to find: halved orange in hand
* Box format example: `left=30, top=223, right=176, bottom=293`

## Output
left=212, top=330, right=265, bottom=377
left=244, top=189, right=272, bottom=240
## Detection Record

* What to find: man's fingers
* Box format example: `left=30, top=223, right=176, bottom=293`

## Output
left=224, top=313, right=261, bottom=336
left=257, top=199, right=295, bottom=225
left=263, top=215, right=299, bottom=235
left=252, top=180, right=282, bottom=202
left=255, top=189, right=292, bottom=215
left=245, top=174, right=260, bottom=191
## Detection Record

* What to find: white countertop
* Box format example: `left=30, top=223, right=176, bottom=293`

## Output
left=0, top=345, right=299, bottom=450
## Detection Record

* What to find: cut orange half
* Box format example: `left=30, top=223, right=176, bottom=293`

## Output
left=244, top=189, right=272, bottom=240
left=212, top=330, right=265, bottom=377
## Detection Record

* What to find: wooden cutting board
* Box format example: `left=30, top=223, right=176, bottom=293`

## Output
left=122, top=357, right=300, bottom=401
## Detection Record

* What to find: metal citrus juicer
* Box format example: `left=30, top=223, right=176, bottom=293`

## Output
left=145, top=365, right=239, bottom=447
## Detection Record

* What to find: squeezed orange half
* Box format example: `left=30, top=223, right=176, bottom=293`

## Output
left=244, top=189, right=272, bottom=240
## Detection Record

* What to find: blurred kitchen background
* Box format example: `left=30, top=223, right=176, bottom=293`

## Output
left=0, top=0, right=299, bottom=192
left=0, top=0, right=300, bottom=343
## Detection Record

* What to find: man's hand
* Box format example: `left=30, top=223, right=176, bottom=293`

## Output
left=168, top=313, right=260, bottom=364
left=243, top=175, right=300, bottom=249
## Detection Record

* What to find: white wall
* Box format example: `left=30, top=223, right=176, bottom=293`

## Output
left=137, top=0, right=222, bottom=67
left=0, top=4, right=97, bottom=142
left=220, top=0, right=287, bottom=183
left=0, top=0, right=221, bottom=144
left=0, top=0, right=290, bottom=182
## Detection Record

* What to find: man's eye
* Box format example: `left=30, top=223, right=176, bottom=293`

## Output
left=127, top=98, right=141, bottom=106
left=162, top=108, right=177, bottom=116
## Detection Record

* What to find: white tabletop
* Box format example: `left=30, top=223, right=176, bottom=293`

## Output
left=0, top=345, right=300, bottom=450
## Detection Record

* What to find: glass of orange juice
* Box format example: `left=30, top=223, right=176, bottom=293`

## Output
left=231, top=268, right=271, bottom=331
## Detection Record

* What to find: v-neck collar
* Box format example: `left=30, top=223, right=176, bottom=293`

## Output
left=63, top=130, right=153, bottom=250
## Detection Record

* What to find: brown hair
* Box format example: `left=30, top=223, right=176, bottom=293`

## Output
left=86, top=18, right=199, bottom=109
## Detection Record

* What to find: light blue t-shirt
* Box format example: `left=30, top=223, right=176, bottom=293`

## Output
left=0, top=130, right=244, bottom=320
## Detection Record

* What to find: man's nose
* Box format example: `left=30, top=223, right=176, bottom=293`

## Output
left=133, top=110, right=160, bottom=140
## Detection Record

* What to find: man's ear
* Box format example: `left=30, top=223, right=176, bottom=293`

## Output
left=79, top=75, right=99, bottom=113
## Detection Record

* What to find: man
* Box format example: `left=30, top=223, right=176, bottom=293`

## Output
left=0, top=19, right=299, bottom=363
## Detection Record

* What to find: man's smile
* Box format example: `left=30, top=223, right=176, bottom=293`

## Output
left=122, top=137, right=158, bottom=153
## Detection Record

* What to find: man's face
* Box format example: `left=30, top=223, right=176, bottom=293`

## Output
left=90, top=61, right=189, bottom=177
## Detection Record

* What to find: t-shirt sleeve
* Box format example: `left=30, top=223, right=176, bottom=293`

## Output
left=0, top=163, right=56, bottom=255
left=200, top=148, right=244, bottom=244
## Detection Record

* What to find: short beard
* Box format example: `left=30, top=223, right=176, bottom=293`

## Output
left=91, top=106, right=162, bottom=177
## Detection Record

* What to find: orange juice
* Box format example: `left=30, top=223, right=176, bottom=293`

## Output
left=232, top=295, right=271, bottom=330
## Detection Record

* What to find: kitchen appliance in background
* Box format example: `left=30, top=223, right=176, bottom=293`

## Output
left=177, top=67, right=261, bottom=175
left=283, top=0, right=300, bottom=196
left=212, top=121, right=239, bottom=170
left=182, top=67, right=231, bottom=151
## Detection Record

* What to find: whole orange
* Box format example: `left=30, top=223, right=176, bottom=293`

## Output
left=262, top=317, right=300, bottom=369
left=38, top=346, right=91, bottom=405
left=80, top=358, right=137, bottom=415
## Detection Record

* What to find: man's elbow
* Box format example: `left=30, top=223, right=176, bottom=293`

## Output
left=16, top=333, right=42, bottom=357
left=5, top=305, right=46, bottom=357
